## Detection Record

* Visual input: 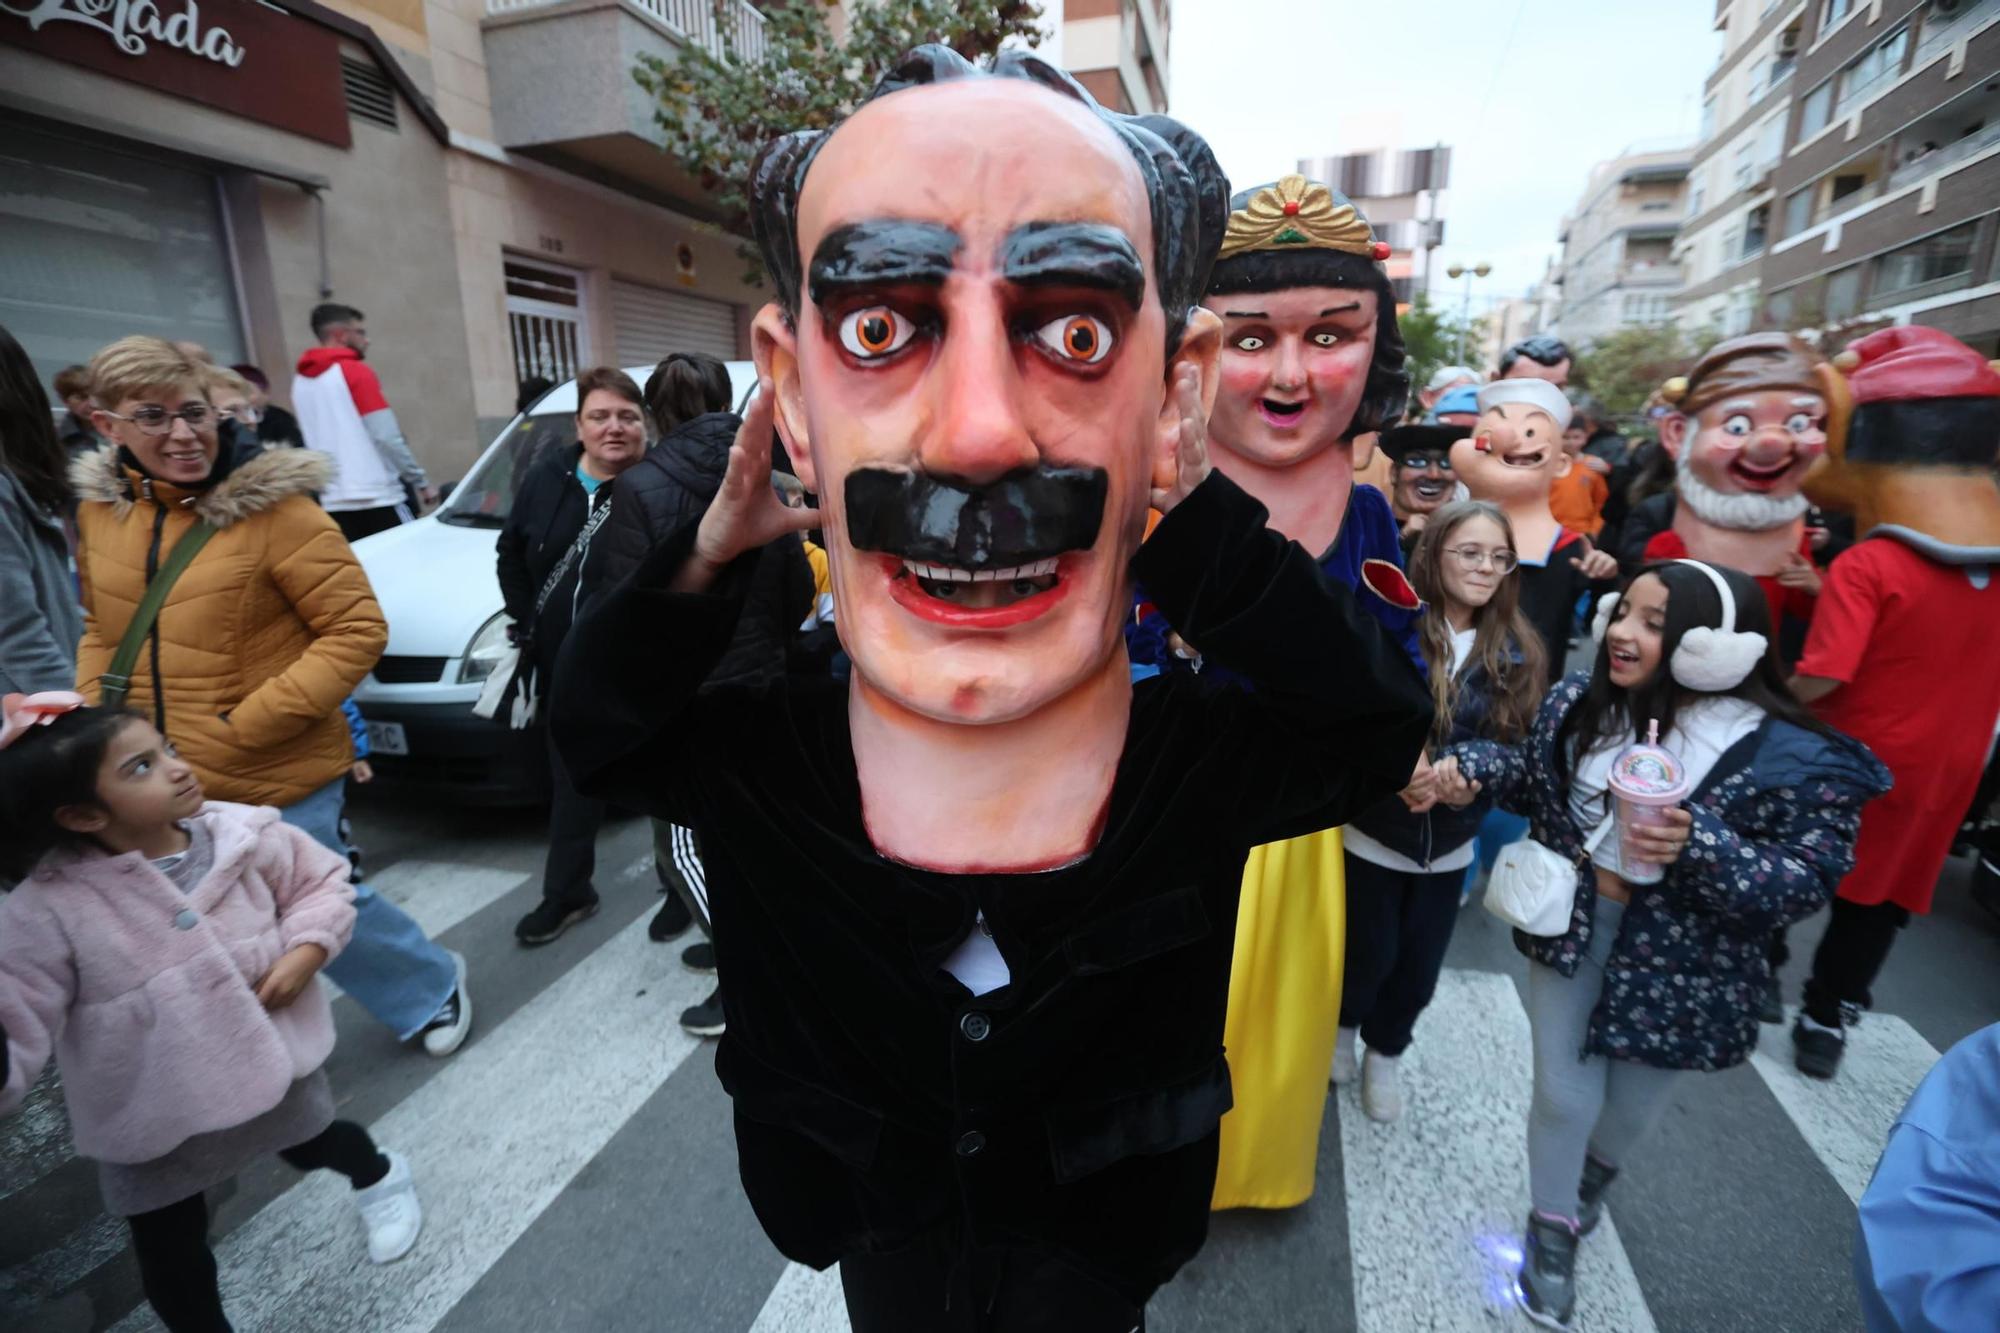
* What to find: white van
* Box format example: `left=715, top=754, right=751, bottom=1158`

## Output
left=350, top=361, right=759, bottom=803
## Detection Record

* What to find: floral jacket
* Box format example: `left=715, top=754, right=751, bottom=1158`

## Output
left=1445, top=673, right=1891, bottom=1071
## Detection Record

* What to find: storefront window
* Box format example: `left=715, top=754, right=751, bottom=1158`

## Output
left=0, top=121, right=246, bottom=392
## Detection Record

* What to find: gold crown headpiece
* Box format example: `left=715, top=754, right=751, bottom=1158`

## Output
left=1217, top=174, right=1392, bottom=263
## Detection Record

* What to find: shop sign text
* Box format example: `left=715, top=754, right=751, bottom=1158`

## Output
left=4, top=0, right=246, bottom=69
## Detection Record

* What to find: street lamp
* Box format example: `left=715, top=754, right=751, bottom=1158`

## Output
left=1445, top=261, right=1492, bottom=365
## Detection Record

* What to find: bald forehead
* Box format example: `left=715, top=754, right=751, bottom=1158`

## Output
left=799, top=79, right=1151, bottom=271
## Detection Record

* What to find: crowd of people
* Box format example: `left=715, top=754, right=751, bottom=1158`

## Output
left=0, top=41, right=1996, bottom=1333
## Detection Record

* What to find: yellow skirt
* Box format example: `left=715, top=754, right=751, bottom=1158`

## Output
left=1210, top=826, right=1345, bottom=1211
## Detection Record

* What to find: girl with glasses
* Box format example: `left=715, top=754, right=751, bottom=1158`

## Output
left=1334, top=501, right=1546, bottom=1122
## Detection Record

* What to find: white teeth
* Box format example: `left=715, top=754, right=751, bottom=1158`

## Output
left=902, top=557, right=1059, bottom=583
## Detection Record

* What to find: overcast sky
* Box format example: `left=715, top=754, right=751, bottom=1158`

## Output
left=1169, top=0, right=1719, bottom=310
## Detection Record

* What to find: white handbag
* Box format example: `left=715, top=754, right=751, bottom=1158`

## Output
left=1483, top=815, right=1615, bottom=937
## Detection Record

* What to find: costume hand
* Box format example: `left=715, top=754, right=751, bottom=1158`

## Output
left=1150, top=365, right=1211, bottom=515
left=254, top=943, right=328, bottom=1010
left=1776, top=551, right=1821, bottom=596
left=350, top=760, right=374, bottom=784
left=1625, top=806, right=1693, bottom=866
left=1400, top=753, right=1439, bottom=813
left=1431, top=755, right=1482, bottom=808
left=1570, top=542, right=1619, bottom=581
left=689, top=391, right=817, bottom=576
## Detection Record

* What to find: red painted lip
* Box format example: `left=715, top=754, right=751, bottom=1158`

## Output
left=881, top=555, right=1075, bottom=630
left=1257, top=399, right=1309, bottom=429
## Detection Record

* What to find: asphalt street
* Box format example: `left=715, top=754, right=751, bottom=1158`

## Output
left=5, top=787, right=1996, bottom=1333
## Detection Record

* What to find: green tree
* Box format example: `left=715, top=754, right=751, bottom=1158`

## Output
left=636, top=1, right=1045, bottom=282
left=1398, top=292, right=1487, bottom=395
left=1570, top=323, right=1702, bottom=417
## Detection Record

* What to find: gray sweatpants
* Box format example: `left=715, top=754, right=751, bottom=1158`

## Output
left=1526, top=896, right=1688, bottom=1220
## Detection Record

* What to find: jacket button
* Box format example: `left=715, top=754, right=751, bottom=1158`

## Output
left=959, top=1011, right=991, bottom=1042
left=955, top=1130, right=987, bottom=1158
left=172, top=908, right=199, bottom=931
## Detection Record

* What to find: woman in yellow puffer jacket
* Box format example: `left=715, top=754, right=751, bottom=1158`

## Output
left=69, top=336, right=471, bottom=1057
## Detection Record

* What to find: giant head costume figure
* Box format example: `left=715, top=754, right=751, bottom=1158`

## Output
left=1805, top=324, right=2000, bottom=555
left=1657, top=332, right=1834, bottom=576
left=747, top=47, right=1227, bottom=869
left=1448, top=378, right=1574, bottom=558
left=1198, top=175, right=1408, bottom=554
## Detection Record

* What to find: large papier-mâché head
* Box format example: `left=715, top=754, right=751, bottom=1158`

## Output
left=1199, top=175, right=1408, bottom=469
left=748, top=46, right=1227, bottom=727
left=1449, top=379, right=1573, bottom=507
left=1658, top=332, right=1832, bottom=533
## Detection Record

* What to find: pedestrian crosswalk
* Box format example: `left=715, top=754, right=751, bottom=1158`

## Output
left=0, top=835, right=1952, bottom=1333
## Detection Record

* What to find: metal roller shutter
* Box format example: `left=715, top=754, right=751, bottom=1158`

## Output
left=609, top=280, right=740, bottom=365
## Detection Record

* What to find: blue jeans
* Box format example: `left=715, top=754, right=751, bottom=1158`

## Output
left=279, top=779, right=456, bottom=1040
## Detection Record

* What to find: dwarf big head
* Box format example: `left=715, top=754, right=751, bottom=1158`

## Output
left=1658, top=332, right=1832, bottom=532
left=1805, top=325, right=2000, bottom=548
left=748, top=47, right=1226, bottom=729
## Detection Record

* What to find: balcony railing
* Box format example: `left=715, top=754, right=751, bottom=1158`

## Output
left=1886, top=119, right=2000, bottom=192
left=486, top=0, right=767, bottom=63
left=1913, top=0, right=1998, bottom=69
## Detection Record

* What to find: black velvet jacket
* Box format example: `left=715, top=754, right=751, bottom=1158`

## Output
left=549, top=472, right=1431, bottom=1302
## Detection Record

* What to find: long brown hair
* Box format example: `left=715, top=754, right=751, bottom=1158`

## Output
left=1409, top=501, right=1546, bottom=747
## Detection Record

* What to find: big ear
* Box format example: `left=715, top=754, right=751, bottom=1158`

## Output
left=1153, top=307, right=1222, bottom=494
left=751, top=302, right=816, bottom=495
left=1658, top=412, right=1690, bottom=461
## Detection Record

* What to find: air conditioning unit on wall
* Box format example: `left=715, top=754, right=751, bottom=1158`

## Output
left=1777, top=29, right=1801, bottom=57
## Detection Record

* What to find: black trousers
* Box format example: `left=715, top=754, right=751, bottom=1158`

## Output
left=330, top=504, right=411, bottom=544
left=1802, top=896, right=1911, bottom=1027
left=840, top=1230, right=1145, bottom=1333
left=542, top=727, right=604, bottom=907
left=1338, top=850, right=1466, bottom=1056
left=126, top=1121, right=387, bottom=1333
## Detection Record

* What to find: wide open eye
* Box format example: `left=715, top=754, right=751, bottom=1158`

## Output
left=1032, top=315, right=1115, bottom=365
left=1309, top=331, right=1340, bottom=347
left=1785, top=412, right=1816, bottom=434
left=838, top=307, right=917, bottom=360
left=1722, top=413, right=1753, bottom=437
left=1232, top=333, right=1267, bottom=352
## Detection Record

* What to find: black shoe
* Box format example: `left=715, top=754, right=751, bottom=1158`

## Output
left=681, top=941, right=716, bottom=974
left=648, top=892, right=693, bottom=943
left=679, top=987, right=725, bottom=1038
left=1517, top=1211, right=1578, bottom=1329
left=515, top=892, right=599, bottom=946
left=1792, top=1016, right=1846, bottom=1079
left=1577, top=1155, right=1619, bottom=1237
left=1759, top=974, right=1784, bottom=1024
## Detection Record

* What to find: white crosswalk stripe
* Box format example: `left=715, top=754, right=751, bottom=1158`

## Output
left=1749, top=1010, right=1940, bottom=1204
left=4, top=838, right=1950, bottom=1333
left=1339, top=969, right=1658, bottom=1332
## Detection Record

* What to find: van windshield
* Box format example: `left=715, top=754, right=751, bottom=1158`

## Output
left=436, top=414, right=573, bottom=529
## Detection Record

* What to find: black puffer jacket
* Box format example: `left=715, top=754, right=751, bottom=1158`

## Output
left=495, top=442, right=609, bottom=683
left=590, top=411, right=814, bottom=687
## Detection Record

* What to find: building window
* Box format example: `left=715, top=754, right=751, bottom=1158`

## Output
left=1825, top=263, right=1864, bottom=320
left=1798, top=78, right=1834, bottom=139
left=1822, top=0, right=1856, bottom=30
left=1835, top=27, right=1909, bottom=118
left=1874, top=220, right=1978, bottom=299
left=1699, top=96, right=1717, bottom=141
left=1783, top=186, right=1814, bottom=236
left=505, top=259, right=588, bottom=387
left=1765, top=284, right=1797, bottom=327
left=1688, top=172, right=1708, bottom=217
left=1743, top=204, right=1770, bottom=256
left=1732, top=141, right=1755, bottom=191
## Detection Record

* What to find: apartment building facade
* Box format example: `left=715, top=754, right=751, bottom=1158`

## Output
left=1550, top=146, right=1692, bottom=346
left=1031, top=0, right=1171, bottom=115
left=1, top=0, right=1172, bottom=480
left=1295, top=145, right=1452, bottom=307
left=1675, top=0, right=2000, bottom=353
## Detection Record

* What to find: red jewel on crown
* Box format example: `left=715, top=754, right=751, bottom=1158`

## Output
left=1370, top=241, right=1392, bottom=261
left=1282, top=200, right=1301, bottom=216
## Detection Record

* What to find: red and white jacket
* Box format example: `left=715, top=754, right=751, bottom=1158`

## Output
left=290, top=346, right=427, bottom=512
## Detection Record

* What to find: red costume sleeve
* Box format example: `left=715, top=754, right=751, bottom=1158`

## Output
left=1642, top=529, right=1685, bottom=562
left=1795, top=546, right=1881, bottom=684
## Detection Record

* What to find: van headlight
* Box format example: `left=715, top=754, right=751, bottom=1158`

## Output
left=458, top=612, right=514, bottom=683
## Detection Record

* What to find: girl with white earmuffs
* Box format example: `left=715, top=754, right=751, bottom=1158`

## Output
left=1431, top=559, right=1889, bottom=1331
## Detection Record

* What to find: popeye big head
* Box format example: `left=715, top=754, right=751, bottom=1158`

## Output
left=1197, top=175, right=1408, bottom=552
left=745, top=48, right=1226, bottom=867
left=1448, top=379, right=1574, bottom=557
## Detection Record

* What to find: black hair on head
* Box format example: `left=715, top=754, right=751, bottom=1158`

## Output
left=1499, top=334, right=1571, bottom=377
left=0, top=706, right=141, bottom=880
left=1206, top=235, right=1409, bottom=438
left=747, top=43, right=1230, bottom=359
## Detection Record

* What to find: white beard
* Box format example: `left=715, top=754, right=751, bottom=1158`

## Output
left=1677, top=451, right=1809, bottom=532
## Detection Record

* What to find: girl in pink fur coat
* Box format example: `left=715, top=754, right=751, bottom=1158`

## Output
left=0, top=694, right=423, bottom=1333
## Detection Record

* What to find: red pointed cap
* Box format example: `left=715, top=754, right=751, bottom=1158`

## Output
left=1836, top=326, right=2000, bottom=406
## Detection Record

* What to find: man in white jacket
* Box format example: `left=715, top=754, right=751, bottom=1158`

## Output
left=291, top=304, right=437, bottom=542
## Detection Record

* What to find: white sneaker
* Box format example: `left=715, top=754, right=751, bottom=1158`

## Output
left=1361, top=1050, right=1402, bottom=1123
left=1331, top=1026, right=1359, bottom=1086
left=355, top=1150, right=422, bottom=1264
left=419, top=951, right=472, bottom=1058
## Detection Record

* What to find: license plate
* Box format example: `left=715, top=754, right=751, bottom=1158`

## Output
left=366, top=721, right=409, bottom=756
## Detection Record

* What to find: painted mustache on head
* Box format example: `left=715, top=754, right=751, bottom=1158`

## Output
left=843, top=466, right=1109, bottom=572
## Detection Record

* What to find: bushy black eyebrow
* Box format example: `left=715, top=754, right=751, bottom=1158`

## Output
left=1320, top=303, right=1363, bottom=316
left=1000, top=222, right=1144, bottom=310
left=807, top=221, right=963, bottom=305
